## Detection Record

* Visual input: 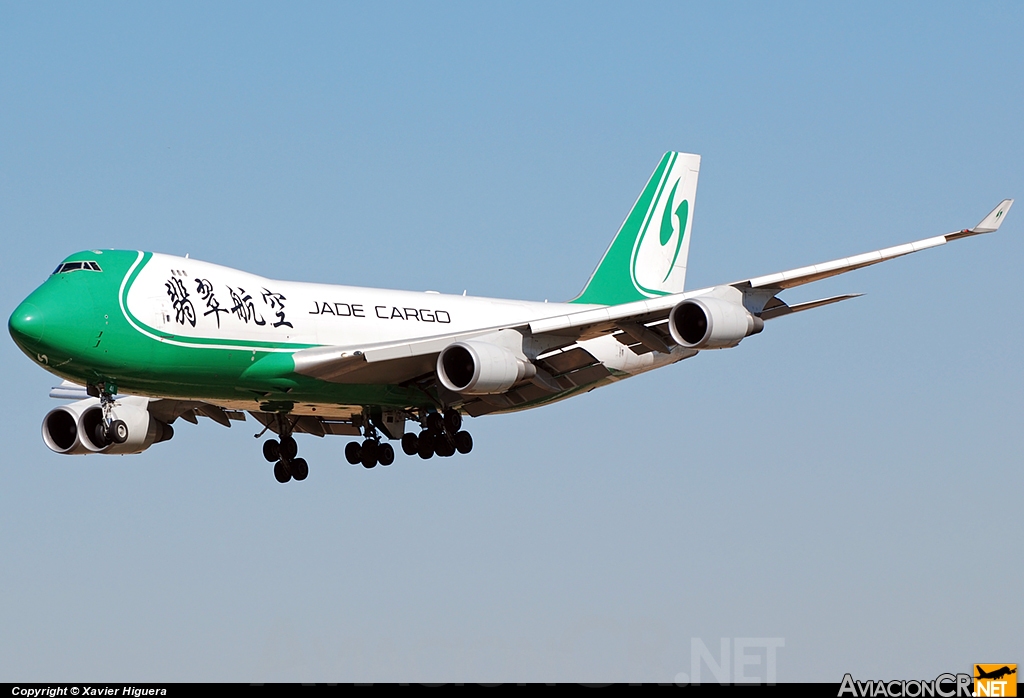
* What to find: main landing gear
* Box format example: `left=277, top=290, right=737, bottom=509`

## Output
left=261, top=415, right=308, bottom=484
left=400, top=409, right=472, bottom=461
left=346, top=409, right=471, bottom=467
left=261, top=408, right=473, bottom=480
left=343, top=420, right=395, bottom=469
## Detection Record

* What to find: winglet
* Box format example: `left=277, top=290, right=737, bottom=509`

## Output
left=971, top=199, right=1013, bottom=233
left=944, top=199, right=1013, bottom=241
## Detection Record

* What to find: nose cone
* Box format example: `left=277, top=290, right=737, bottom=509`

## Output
left=9, top=300, right=46, bottom=346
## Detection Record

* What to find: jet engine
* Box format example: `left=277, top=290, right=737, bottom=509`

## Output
left=668, top=297, right=764, bottom=350
left=42, top=396, right=174, bottom=455
left=436, top=340, right=537, bottom=395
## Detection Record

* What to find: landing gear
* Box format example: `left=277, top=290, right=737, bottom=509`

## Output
left=343, top=416, right=403, bottom=469
left=342, top=408, right=473, bottom=471
left=290, top=458, right=309, bottom=481
left=109, top=420, right=129, bottom=444
left=417, top=431, right=434, bottom=459
left=345, top=441, right=362, bottom=465
left=263, top=439, right=280, bottom=462
left=273, top=460, right=291, bottom=483
left=454, top=430, right=473, bottom=454
left=360, top=439, right=378, bottom=468
left=434, top=434, right=455, bottom=458
left=279, top=435, right=297, bottom=461
left=418, top=409, right=471, bottom=459
left=89, top=383, right=130, bottom=448
left=443, top=409, right=462, bottom=434
left=401, top=433, right=418, bottom=456
left=260, top=414, right=308, bottom=484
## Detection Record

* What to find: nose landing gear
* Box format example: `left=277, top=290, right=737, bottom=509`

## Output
left=88, top=383, right=130, bottom=448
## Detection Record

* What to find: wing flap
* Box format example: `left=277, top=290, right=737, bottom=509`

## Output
left=760, top=293, right=863, bottom=321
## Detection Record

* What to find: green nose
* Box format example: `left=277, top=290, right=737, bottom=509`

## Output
left=9, top=301, right=46, bottom=345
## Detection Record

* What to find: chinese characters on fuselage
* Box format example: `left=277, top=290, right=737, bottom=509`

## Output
left=163, top=276, right=452, bottom=330
left=165, top=277, right=196, bottom=327
left=164, top=275, right=292, bottom=330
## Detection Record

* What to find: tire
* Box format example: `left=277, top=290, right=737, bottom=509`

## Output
left=378, top=443, right=395, bottom=466
left=263, top=439, right=280, bottom=462
left=435, top=436, right=455, bottom=457
left=443, top=409, right=462, bottom=434
left=454, top=431, right=473, bottom=454
left=417, top=431, right=434, bottom=459
left=273, top=460, right=291, bottom=483
left=94, top=422, right=110, bottom=447
left=279, top=435, right=298, bottom=461
left=361, top=440, right=378, bottom=469
left=109, top=420, right=129, bottom=444
left=426, top=412, right=444, bottom=433
left=345, top=441, right=362, bottom=465
left=401, top=433, right=419, bottom=456
left=290, top=458, right=308, bottom=481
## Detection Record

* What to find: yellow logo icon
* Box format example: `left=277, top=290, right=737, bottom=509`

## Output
left=974, top=664, right=1017, bottom=697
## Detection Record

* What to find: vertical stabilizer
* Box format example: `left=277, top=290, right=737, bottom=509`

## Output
left=572, top=152, right=700, bottom=305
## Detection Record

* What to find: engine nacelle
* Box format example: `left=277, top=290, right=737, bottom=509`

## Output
left=42, top=397, right=174, bottom=455
left=437, top=340, right=537, bottom=395
left=668, top=297, right=764, bottom=350
left=41, top=399, right=94, bottom=455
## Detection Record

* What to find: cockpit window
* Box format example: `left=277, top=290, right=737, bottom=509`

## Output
left=53, top=261, right=102, bottom=274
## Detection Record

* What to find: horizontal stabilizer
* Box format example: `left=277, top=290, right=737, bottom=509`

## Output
left=760, top=294, right=862, bottom=321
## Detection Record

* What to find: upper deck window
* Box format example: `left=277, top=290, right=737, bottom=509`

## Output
left=52, top=261, right=102, bottom=274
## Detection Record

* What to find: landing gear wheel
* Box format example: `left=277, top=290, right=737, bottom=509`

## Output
left=426, top=412, right=444, bottom=433
left=454, top=431, right=473, bottom=454
left=94, top=422, right=110, bottom=447
left=290, top=458, right=308, bottom=481
left=263, top=439, right=280, bottom=463
left=378, top=443, right=395, bottom=466
left=401, top=433, right=419, bottom=456
left=443, top=409, right=462, bottom=434
left=417, top=431, right=434, bottom=459
left=109, top=420, right=129, bottom=444
left=274, top=460, right=291, bottom=483
left=361, top=439, right=378, bottom=469
left=435, top=436, right=455, bottom=458
left=345, top=441, right=362, bottom=465
left=279, top=435, right=298, bottom=461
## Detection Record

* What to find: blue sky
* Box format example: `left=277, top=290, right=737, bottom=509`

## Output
left=1, top=2, right=1021, bottom=682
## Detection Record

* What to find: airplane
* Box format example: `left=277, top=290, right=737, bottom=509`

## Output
left=975, top=666, right=1017, bottom=681
left=7, top=152, right=1014, bottom=483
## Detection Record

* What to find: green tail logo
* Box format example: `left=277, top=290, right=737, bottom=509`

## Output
left=572, top=152, right=700, bottom=306
left=657, top=180, right=688, bottom=282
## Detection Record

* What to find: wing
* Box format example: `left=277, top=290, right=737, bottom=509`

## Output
left=531, top=199, right=1014, bottom=337
left=267, top=200, right=1014, bottom=385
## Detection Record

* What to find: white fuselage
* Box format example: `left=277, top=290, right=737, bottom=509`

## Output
left=127, top=252, right=688, bottom=380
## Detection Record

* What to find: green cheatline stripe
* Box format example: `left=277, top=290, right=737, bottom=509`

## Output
left=121, top=251, right=318, bottom=352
